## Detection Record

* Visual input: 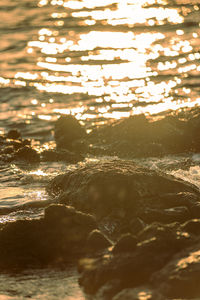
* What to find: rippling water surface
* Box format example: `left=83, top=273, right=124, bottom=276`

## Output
left=0, top=0, right=200, bottom=298
left=1, top=0, right=200, bottom=134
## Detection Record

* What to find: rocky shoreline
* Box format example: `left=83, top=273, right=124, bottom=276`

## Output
left=1, top=108, right=200, bottom=299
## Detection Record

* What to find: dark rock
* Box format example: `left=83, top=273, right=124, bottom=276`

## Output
left=7, top=129, right=21, bottom=140
left=152, top=241, right=200, bottom=299
left=86, top=229, right=112, bottom=251
left=180, top=218, right=200, bottom=235
left=112, top=233, right=137, bottom=254
left=89, top=114, right=149, bottom=144
left=47, top=160, right=199, bottom=224
left=87, top=110, right=200, bottom=157
left=129, top=218, right=146, bottom=236
left=143, top=192, right=199, bottom=210
left=190, top=202, right=200, bottom=218
left=44, top=204, right=76, bottom=221
left=2, top=145, right=14, bottom=154
left=139, top=206, right=191, bottom=224
left=87, top=114, right=191, bottom=157
left=41, top=149, right=84, bottom=163
left=113, top=287, right=164, bottom=300
left=0, top=204, right=97, bottom=269
left=149, top=115, right=189, bottom=152
left=137, top=222, right=180, bottom=243
left=95, top=279, right=123, bottom=300
left=11, top=140, right=24, bottom=150
left=14, top=146, right=40, bottom=163
left=54, top=115, right=86, bottom=149
left=79, top=222, right=193, bottom=296
left=72, top=210, right=97, bottom=230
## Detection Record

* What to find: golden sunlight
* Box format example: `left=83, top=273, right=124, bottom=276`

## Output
left=4, top=0, right=197, bottom=122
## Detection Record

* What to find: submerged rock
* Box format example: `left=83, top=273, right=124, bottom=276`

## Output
left=0, top=204, right=97, bottom=269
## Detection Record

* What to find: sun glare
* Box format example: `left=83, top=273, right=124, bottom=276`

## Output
left=1, top=0, right=197, bottom=123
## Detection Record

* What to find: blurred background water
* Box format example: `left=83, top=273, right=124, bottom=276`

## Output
left=0, top=0, right=200, bottom=138
left=0, top=0, right=200, bottom=298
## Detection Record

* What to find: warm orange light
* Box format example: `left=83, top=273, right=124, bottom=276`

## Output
left=5, top=0, right=198, bottom=124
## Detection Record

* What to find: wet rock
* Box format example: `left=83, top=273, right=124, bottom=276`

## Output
left=137, top=222, right=179, bottom=243
left=79, top=222, right=193, bottom=296
left=87, top=111, right=200, bottom=157
left=2, top=145, right=14, bottom=154
left=187, top=114, right=200, bottom=151
left=87, top=114, right=191, bottom=157
left=95, top=279, right=123, bottom=300
left=139, top=206, right=191, bottom=224
left=14, top=146, right=40, bottom=163
left=54, top=115, right=86, bottom=150
left=113, top=287, right=164, bottom=300
left=180, top=218, right=200, bottom=235
left=190, top=201, right=200, bottom=218
left=44, top=204, right=76, bottom=221
left=152, top=241, right=200, bottom=299
left=86, top=229, right=112, bottom=252
left=6, top=129, right=21, bottom=140
left=47, top=160, right=199, bottom=225
left=150, top=115, right=189, bottom=153
left=112, top=233, right=137, bottom=254
left=129, top=218, right=146, bottom=236
left=0, top=204, right=97, bottom=269
left=90, top=114, right=149, bottom=143
left=72, top=210, right=97, bottom=230
left=41, top=149, right=84, bottom=163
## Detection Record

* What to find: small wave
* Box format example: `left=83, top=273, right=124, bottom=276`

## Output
left=171, top=165, right=200, bottom=189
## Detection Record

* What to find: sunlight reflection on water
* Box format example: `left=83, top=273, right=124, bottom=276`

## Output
left=0, top=0, right=199, bottom=129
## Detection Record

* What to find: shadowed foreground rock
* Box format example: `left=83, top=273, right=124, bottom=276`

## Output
left=79, top=221, right=200, bottom=299
left=46, top=159, right=200, bottom=299
left=47, top=160, right=200, bottom=235
left=152, top=240, right=200, bottom=299
left=0, top=204, right=96, bottom=269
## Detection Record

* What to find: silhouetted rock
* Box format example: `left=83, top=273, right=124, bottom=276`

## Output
left=0, top=204, right=97, bottom=269
left=87, top=112, right=200, bottom=157
left=47, top=160, right=199, bottom=233
left=7, top=129, right=21, bottom=140
left=139, top=206, right=191, bottom=224
left=113, top=287, right=164, bottom=300
left=112, top=233, right=137, bottom=254
left=54, top=115, right=86, bottom=149
left=180, top=218, right=200, bottom=235
left=14, top=146, right=40, bottom=163
left=129, top=218, right=145, bottom=236
left=79, top=222, right=194, bottom=298
left=152, top=241, right=200, bottom=299
left=86, top=229, right=112, bottom=252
